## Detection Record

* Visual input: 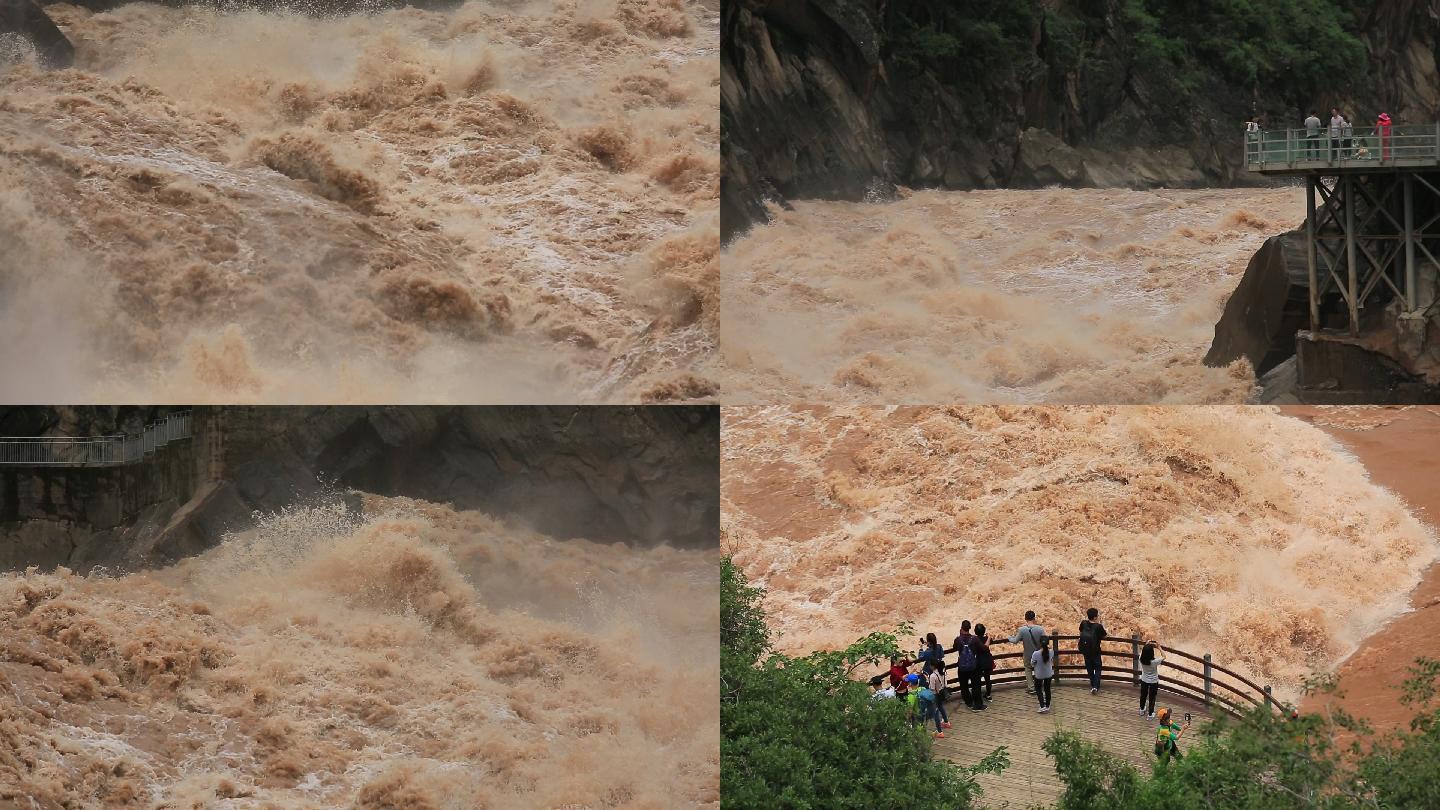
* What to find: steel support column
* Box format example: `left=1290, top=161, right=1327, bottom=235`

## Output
left=1405, top=172, right=1416, bottom=312
left=1345, top=174, right=1359, bottom=334
left=1307, top=175, right=1319, bottom=329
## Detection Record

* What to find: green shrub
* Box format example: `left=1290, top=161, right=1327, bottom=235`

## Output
left=720, top=558, right=1008, bottom=809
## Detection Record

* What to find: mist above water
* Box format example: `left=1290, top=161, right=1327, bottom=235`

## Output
left=722, top=188, right=1306, bottom=404
left=0, top=0, right=719, bottom=403
left=721, top=406, right=1436, bottom=699
left=0, top=495, right=719, bottom=807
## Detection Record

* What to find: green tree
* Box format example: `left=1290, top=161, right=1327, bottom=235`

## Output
left=1044, top=657, right=1440, bottom=808
left=720, top=558, right=1007, bottom=809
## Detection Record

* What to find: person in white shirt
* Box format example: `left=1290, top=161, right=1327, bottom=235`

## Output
left=1138, top=640, right=1165, bottom=718
left=1008, top=611, right=1048, bottom=695
left=1031, top=639, right=1056, bottom=713
left=1304, top=112, right=1322, bottom=159
left=870, top=677, right=896, bottom=700
left=925, top=666, right=952, bottom=727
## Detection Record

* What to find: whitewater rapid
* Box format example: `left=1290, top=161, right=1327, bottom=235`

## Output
left=0, top=496, right=720, bottom=807
left=720, top=405, right=1437, bottom=699
left=0, top=0, right=719, bottom=403
left=722, top=187, right=1307, bottom=404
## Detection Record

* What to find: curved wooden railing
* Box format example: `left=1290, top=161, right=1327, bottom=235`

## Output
left=891, top=634, right=1287, bottom=718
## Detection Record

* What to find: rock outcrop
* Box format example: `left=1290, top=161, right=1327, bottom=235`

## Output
left=0, top=0, right=72, bottom=67
left=1204, top=229, right=1310, bottom=376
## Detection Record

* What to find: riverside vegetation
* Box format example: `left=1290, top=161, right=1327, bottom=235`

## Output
left=722, top=559, right=1440, bottom=809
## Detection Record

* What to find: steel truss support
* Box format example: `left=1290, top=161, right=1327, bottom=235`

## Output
left=1305, top=170, right=1440, bottom=335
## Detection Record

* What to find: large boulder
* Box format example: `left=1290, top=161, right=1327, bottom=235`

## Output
left=1204, top=229, right=1310, bottom=376
left=0, top=0, right=73, bottom=68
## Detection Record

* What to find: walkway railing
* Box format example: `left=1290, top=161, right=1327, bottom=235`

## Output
left=1245, top=124, right=1440, bottom=170
left=896, top=634, right=1285, bottom=718
left=0, top=412, right=192, bottom=467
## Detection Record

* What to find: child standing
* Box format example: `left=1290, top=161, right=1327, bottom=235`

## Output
left=1032, top=639, right=1055, bottom=713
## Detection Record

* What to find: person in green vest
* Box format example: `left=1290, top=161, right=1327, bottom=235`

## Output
left=1153, top=707, right=1188, bottom=766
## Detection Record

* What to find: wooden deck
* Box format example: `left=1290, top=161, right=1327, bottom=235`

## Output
left=930, top=681, right=1213, bottom=809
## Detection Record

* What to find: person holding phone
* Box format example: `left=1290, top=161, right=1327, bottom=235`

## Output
left=1138, top=640, right=1164, bottom=718
left=1154, top=707, right=1189, bottom=765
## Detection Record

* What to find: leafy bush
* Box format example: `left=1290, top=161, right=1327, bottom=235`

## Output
left=720, top=558, right=1007, bottom=809
left=1045, top=657, right=1440, bottom=809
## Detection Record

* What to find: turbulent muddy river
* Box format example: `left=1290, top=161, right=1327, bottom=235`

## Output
left=0, top=0, right=718, bottom=403
left=722, top=188, right=1306, bottom=404
left=0, top=496, right=720, bottom=807
left=720, top=406, right=1437, bottom=699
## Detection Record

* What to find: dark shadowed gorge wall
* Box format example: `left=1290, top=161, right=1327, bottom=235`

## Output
left=1, top=406, right=719, bottom=572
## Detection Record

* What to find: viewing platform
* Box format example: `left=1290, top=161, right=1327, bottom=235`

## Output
left=1235, top=128, right=1440, bottom=399
left=888, top=634, right=1285, bottom=808
left=0, top=412, right=192, bottom=467
left=1244, top=125, right=1440, bottom=174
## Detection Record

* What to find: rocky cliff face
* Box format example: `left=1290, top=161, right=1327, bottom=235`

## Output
left=722, top=0, right=1440, bottom=241
left=1, top=406, right=719, bottom=571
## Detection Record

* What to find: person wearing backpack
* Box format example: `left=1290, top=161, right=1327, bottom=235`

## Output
left=974, top=623, right=995, bottom=704
left=926, top=664, right=952, bottom=731
left=1078, top=607, right=1107, bottom=694
left=952, top=620, right=978, bottom=709
left=1008, top=611, right=1048, bottom=694
left=1154, top=707, right=1188, bottom=766
left=915, top=676, right=945, bottom=738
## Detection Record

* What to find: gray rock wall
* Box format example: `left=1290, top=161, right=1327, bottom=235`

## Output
left=1, top=406, right=720, bottom=572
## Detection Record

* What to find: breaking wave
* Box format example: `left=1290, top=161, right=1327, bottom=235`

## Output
left=720, top=405, right=1436, bottom=698
left=0, top=496, right=719, bottom=806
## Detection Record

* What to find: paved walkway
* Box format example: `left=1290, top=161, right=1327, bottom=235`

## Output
left=931, top=681, right=1213, bottom=808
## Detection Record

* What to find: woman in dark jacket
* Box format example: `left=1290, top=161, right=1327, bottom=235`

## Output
left=917, top=632, right=946, bottom=673
left=974, top=623, right=995, bottom=705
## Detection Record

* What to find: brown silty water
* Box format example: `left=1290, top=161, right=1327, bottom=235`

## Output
left=722, top=187, right=1306, bottom=404
left=720, top=406, right=1437, bottom=701
left=0, top=496, right=720, bottom=807
left=0, top=0, right=718, bottom=403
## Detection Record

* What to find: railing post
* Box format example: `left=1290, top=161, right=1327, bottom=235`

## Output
left=1130, top=633, right=1140, bottom=686
left=1203, top=653, right=1213, bottom=707
left=1264, top=685, right=1274, bottom=712
left=1287, top=129, right=1294, bottom=167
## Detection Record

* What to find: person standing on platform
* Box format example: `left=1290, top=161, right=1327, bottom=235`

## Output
left=1304, top=112, right=1322, bottom=159
left=1008, top=611, right=1048, bottom=695
left=953, top=620, right=981, bottom=710
left=1032, top=639, right=1056, bottom=713
left=1078, top=607, right=1107, bottom=694
left=974, top=623, right=995, bottom=703
left=1138, top=640, right=1164, bottom=718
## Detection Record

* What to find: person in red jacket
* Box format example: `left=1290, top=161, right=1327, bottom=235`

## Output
left=888, top=655, right=912, bottom=687
left=1376, top=112, right=1393, bottom=161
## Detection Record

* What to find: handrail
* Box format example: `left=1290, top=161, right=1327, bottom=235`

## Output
left=0, top=412, right=193, bottom=467
left=889, top=633, right=1284, bottom=717
left=1244, top=123, right=1440, bottom=170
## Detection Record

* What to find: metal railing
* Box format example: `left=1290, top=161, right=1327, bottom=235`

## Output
left=1245, top=124, right=1440, bottom=170
left=890, top=633, right=1285, bottom=718
left=0, top=411, right=192, bottom=467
